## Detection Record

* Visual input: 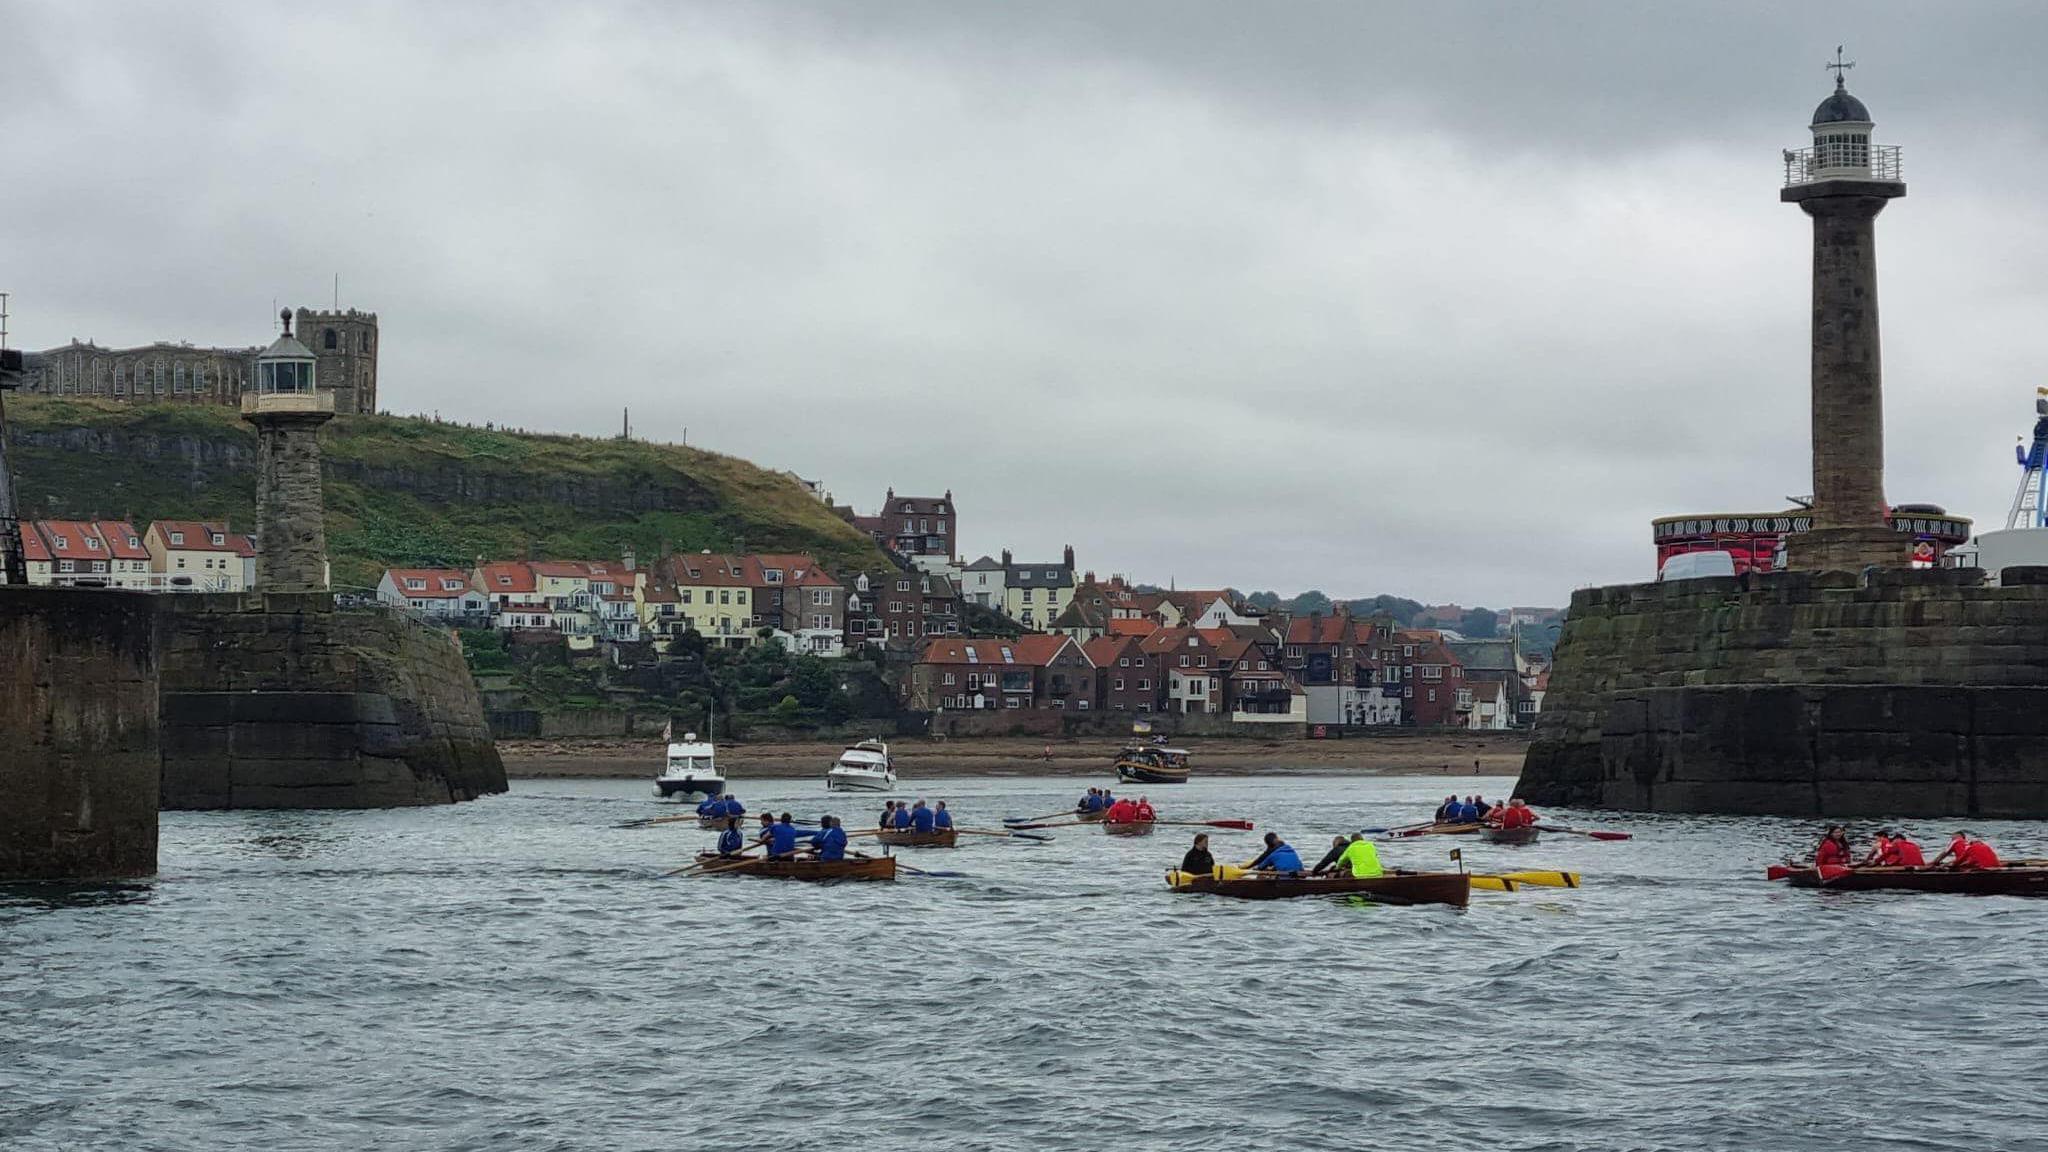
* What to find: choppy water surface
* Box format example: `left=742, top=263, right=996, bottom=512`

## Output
left=5, top=774, right=2047, bottom=1151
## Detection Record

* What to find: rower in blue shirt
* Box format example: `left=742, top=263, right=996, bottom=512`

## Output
left=1246, top=832, right=1305, bottom=875
left=716, top=817, right=744, bottom=857
left=934, top=801, right=953, bottom=830
left=723, top=794, right=744, bottom=818
left=760, top=813, right=803, bottom=859
left=695, top=794, right=718, bottom=816
left=910, top=800, right=936, bottom=833
left=806, top=816, right=849, bottom=862
left=892, top=803, right=914, bottom=830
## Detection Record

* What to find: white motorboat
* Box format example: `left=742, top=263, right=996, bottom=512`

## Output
left=654, top=734, right=725, bottom=798
left=824, top=739, right=896, bottom=792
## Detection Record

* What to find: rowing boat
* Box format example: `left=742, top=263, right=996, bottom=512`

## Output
left=1102, top=819, right=1155, bottom=837
left=1480, top=826, right=1540, bottom=846
left=1073, top=808, right=1108, bottom=823
left=1165, top=869, right=1469, bottom=907
left=691, top=853, right=897, bottom=882
left=1393, top=822, right=1481, bottom=838
left=1775, top=864, right=2048, bottom=896
left=876, top=828, right=958, bottom=849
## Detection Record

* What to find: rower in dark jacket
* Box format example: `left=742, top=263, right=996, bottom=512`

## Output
left=1311, top=835, right=1350, bottom=876
left=1180, top=833, right=1215, bottom=876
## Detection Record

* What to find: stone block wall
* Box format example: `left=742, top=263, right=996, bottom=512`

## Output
left=0, top=589, right=160, bottom=880
left=1517, top=567, right=2048, bottom=817
left=157, top=593, right=507, bottom=808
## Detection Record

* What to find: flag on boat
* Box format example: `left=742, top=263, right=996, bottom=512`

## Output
left=1132, top=720, right=1153, bottom=735
left=661, top=719, right=673, bottom=742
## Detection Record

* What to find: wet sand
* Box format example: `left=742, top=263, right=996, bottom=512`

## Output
left=499, top=732, right=1530, bottom=779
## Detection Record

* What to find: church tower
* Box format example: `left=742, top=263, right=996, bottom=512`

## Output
left=294, top=306, right=379, bottom=415
left=1780, top=51, right=1908, bottom=571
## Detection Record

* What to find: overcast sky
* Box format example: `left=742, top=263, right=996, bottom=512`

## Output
left=8, top=1, right=2048, bottom=607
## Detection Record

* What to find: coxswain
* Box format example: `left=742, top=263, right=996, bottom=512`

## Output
left=892, top=802, right=914, bottom=830
left=1335, top=833, right=1383, bottom=878
left=1245, top=832, right=1304, bottom=875
left=1929, top=831, right=2001, bottom=871
left=1310, top=835, right=1350, bottom=876
left=1813, top=825, right=1853, bottom=868
left=1499, top=799, right=1538, bottom=830
left=1880, top=829, right=1926, bottom=867
left=716, top=816, right=744, bottom=857
left=1133, top=796, right=1156, bottom=822
left=879, top=800, right=898, bottom=831
left=1180, top=833, right=1215, bottom=877
left=910, top=800, right=936, bottom=833
left=805, top=815, right=849, bottom=862
left=934, top=801, right=953, bottom=830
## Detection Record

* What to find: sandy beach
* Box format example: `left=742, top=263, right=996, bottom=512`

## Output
left=499, top=731, right=1531, bottom=780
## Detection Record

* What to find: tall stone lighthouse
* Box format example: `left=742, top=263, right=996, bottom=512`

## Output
left=1781, top=59, right=1909, bottom=571
left=242, top=310, right=334, bottom=592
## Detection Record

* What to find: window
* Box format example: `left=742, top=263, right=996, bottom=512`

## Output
left=719, top=590, right=731, bottom=604
left=811, top=589, right=830, bottom=605
left=324, top=328, right=338, bottom=350
left=359, top=331, right=370, bottom=352
left=943, top=672, right=956, bottom=685
left=1137, top=703, right=1151, bottom=713
left=1428, top=689, right=1437, bottom=703
left=902, top=519, right=913, bottom=532
left=890, top=601, right=902, bottom=613
left=680, top=590, right=692, bottom=603
left=1077, top=700, right=1090, bottom=711
left=405, top=578, right=426, bottom=591
left=174, top=365, right=187, bottom=393
left=1179, top=655, right=1188, bottom=667
left=896, top=580, right=911, bottom=592
left=84, top=536, right=101, bottom=551
left=169, top=531, right=185, bottom=546
left=1138, top=679, right=1150, bottom=690
left=1113, top=678, right=1124, bottom=690
left=1197, top=656, right=1208, bottom=668
left=763, top=569, right=783, bottom=584
left=1403, top=645, right=1414, bottom=656
left=937, top=520, right=947, bottom=534
left=918, top=519, right=929, bottom=532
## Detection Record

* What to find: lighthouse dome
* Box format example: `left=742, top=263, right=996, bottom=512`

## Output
left=1812, top=78, right=1871, bottom=126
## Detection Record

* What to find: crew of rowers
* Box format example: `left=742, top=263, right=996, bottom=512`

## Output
left=715, top=812, right=853, bottom=862
left=694, top=792, right=747, bottom=820
left=1179, top=830, right=1383, bottom=879
left=1075, top=788, right=1155, bottom=823
left=877, top=799, right=953, bottom=833
left=1813, top=826, right=2003, bottom=870
left=1433, top=794, right=1539, bottom=828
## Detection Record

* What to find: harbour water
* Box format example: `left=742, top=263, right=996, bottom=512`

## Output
left=5, top=775, right=2046, bottom=1151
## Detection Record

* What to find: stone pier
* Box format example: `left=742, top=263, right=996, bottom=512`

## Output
left=0, top=589, right=161, bottom=881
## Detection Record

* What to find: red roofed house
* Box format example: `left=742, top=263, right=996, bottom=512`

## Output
left=26, top=519, right=152, bottom=589
left=378, top=568, right=488, bottom=619
left=472, top=562, right=556, bottom=630
left=1142, top=627, right=1223, bottom=714
left=1215, top=633, right=1306, bottom=723
left=145, top=520, right=257, bottom=592
left=15, top=522, right=54, bottom=585
left=1397, top=629, right=1465, bottom=727
left=908, top=636, right=1037, bottom=711
left=1283, top=610, right=1401, bottom=727
left=750, top=553, right=845, bottom=656
left=1082, top=635, right=1158, bottom=714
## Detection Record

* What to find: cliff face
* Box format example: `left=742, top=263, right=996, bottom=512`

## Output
left=5, top=397, right=889, bottom=587
left=1518, top=568, right=2048, bottom=818
left=156, top=593, right=508, bottom=808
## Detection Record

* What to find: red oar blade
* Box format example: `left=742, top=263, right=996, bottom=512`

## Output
left=1204, top=819, right=1255, bottom=831
left=1582, top=830, right=1632, bottom=841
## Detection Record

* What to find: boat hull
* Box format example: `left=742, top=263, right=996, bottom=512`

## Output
left=1166, top=870, right=1470, bottom=907
left=825, top=770, right=897, bottom=792
left=1481, top=826, right=1540, bottom=846
left=1116, top=763, right=1190, bottom=784
left=1780, top=865, right=2048, bottom=896
left=1102, top=820, right=1155, bottom=837
left=656, top=776, right=725, bottom=798
left=1395, top=822, right=1482, bottom=838
left=692, top=853, right=896, bottom=882
left=876, top=828, right=958, bottom=848
left=1074, top=808, right=1108, bottom=823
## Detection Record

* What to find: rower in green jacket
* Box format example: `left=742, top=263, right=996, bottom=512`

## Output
left=1335, top=834, right=1383, bottom=878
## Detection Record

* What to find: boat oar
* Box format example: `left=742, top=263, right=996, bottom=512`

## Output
left=1357, top=820, right=1436, bottom=836
left=1535, top=824, right=1632, bottom=841
left=895, top=862, right=969, bottom=879
left=1004, top=809, right=1075, bottom=826
left=619, top=812, right=715, bottom=829
left=958, top=827, right=1053, bottom=842
left=1009, top=819, right=1087, bottom=831
left=664, top=851, right=760, bottom=878
left=1152, top=819, right=1255, bottom=831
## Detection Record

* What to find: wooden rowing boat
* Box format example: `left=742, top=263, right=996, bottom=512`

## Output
left=1394, top=822, right=1482, bottom=838
left=1073, top=808, right=1108, bottom=823
left=1165, top=869, right=1470, bottom=907
left=691, top=853, right=896, bottom=882
left=1777, top=864, right=2048, bottom=896
left=1102, top=819, right=1155, bottom=837
left=1480, top=826, right=1540, bottom=846
left=875, top=828, right=958, bottom=849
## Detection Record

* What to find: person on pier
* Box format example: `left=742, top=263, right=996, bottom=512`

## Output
left=1180, top=833, right=1215, bottom=877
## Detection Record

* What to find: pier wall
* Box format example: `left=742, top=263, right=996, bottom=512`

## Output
left=1517, top=567, right=2048, bottom=817
left=157, top=594, right=507, bottom=808
left=0, top=589, right=160, bottom=880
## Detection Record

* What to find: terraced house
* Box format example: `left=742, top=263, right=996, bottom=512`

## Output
left=1000, top=546, right=1077, bottom=628
left=660, top=552, right=756, bottom=647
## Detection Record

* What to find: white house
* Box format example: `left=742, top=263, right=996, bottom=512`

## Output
left=377, top=568, right=488, bottom=618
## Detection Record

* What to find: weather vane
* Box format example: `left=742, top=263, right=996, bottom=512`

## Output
left=1827, top=45, right=1854, bottom=83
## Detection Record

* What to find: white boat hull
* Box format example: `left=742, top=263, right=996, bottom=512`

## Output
left=654, top=774, right=726, bottom=799
left=825, top=769, right=896, bottom=792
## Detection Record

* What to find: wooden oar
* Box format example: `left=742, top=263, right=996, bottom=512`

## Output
left=619, top=812, right=716, bottom=828
left=957, top=827, right=1052, bottom=842
left=1358, top=819, right=1437, bottom=836
left=1005, top=809, right=1077, bottom=826
left=1009, top=818, right=1088, bottom=831
left=664, top=851, right=760, bottom=878
left=895, top=862, right=969, bottom=878
left=1534, top=824, right=1632, bottom=841
left=1151, top=819, right=1255, bottom=831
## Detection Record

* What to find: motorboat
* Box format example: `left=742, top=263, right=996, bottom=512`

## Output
left=1115, top=743, right=1191, bottom=784
left=654, top=734, right=725, bottom=798
left=825, top=740, right=897, bottom=792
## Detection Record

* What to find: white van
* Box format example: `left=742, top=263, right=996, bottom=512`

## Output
left=1658, top=551, right=1737, bottom=582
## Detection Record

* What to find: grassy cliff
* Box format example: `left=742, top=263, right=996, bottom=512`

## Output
left=5, top=397, right=888, bottom=587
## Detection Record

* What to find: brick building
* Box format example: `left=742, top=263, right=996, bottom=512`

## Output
left=22, top=306, right=379, bottom=414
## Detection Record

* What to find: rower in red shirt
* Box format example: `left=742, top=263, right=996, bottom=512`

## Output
left=1880, top=830, right=1926, bottom=867
left=1813, top=826, right=1853, bottom=868
left=1133, top=796, right=1156, bottom=822
left=1929, top=831, right=2000, bottom=871
left=1499, top=799, right=1538, bottom=830
left=1858, top=828, right=1895, bottom=867
left=1104, top=797, right=1139, bottom=824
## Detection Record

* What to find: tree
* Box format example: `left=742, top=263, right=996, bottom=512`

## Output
left=1287, top=590, right=1333, bottom=615
left=772, top=694, right=802, bottom=723
left=1459, top=608, right=1499, bottom=639
left=1246, top=591, right=1282, bottom=610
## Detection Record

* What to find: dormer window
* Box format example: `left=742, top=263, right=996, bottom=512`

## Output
left=497, top=575, right=512, bottom=586
left=169, top=531, right=184, bottom=545
left=405, top=578, right=427, bottom=590
left=211, top=533, right=224, bottom=547
left=85, top=536, right=101, bottom=550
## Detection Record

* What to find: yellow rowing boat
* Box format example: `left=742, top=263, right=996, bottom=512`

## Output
left=1469, top=870, right=1582, bottom=891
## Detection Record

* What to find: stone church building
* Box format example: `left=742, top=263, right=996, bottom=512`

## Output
left=22, top=307, right=380, bottom=415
